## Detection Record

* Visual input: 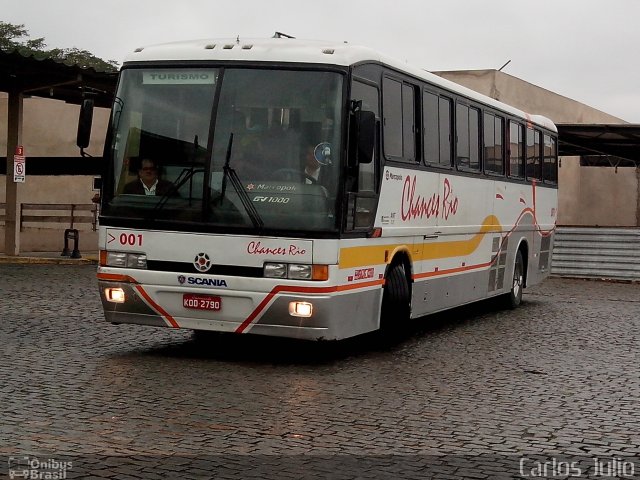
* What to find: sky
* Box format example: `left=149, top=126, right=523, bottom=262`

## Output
left=2, top=0, right=639, bottom=122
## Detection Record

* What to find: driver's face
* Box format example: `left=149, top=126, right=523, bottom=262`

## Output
left=139, top=160, right=158, bottom=185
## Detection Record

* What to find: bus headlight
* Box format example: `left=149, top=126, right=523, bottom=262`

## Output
left=264, top=263, right=287, bottom=278
left=105, top=287, right=125, bottom=303
left=288, top=264, right=312, bottom=280
left=105, top=251, right=147, bottom=269
left=263, top=263, right=328, bottom=281
left=106, top=251, right=127, bottom=267
left=126, top=253, right=147, bottom=269
left=289, top=301, right=313, bottom=317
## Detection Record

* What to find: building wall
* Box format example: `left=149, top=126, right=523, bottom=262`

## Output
left=434, top=70, right=639, bottom=227
left=558, top=157, right=638, bottom=226
left=0, top=93, right=110, bottom=156
left=1, top=93, right=109, bottom=252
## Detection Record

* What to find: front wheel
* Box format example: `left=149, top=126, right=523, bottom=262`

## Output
left=503, top=250, right=524, bottom=309
left=380, top=263, right=410, bottom=330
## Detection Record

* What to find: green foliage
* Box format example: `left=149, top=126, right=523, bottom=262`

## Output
left=0, top=21, right=118, bottom=71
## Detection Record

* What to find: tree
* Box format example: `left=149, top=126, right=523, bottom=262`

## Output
left=0, top=21, right=118, bottom=71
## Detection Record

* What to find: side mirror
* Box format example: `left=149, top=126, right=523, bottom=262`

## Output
left=77, top=98, right=95, bottom=149
left=356, top=110, right=375, bottom=164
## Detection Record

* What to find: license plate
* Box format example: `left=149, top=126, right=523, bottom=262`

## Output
left=183, top=293, right=222, bottom=311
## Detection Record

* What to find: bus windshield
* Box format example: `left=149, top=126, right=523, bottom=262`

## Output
left=104, top=67, right=344, bottom=233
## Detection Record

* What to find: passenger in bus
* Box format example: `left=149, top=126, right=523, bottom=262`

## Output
left=123, top=158, right=174, bottom=196
left=303, top=143, right=321, bottom=184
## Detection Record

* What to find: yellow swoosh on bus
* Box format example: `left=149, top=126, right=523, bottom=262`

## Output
left=338, top=215, right=502, bottom=269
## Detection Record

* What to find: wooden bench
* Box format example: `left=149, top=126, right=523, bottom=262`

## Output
left=19, top=203, right=98, bottom=231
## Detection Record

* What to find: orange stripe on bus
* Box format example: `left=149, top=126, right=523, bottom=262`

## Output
left=336, top=279, right=384, bottom=291
left=98, top=272, right=180, bottom=328
left=96, top=272, right=138, bottom=283
left=235, top=284, right=334, bottom=333
left=414, top=260, right=494, bottom=280
left=234, top=280, right=383, bottom=333
left=134, top=285, right=181, bottom=329
left=338, top=215, right=502, bottom=269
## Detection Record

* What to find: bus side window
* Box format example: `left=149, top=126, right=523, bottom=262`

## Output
left=351, top=80, right=380, bottom=193
left=526, top=127, right=542, bottom=180
left=348, top=80, right=380, bottom=231
left=456, top=103, right=481, bottom=172
left=382, top=76, right=416, bottom=163
left=543, top=134, right=558, bottom=183
left=484, top=113, right=504, bottom=175
left=439, top=97, right=453, bottom=167
left=509, top=121, right=525, bottom=178
left=402, top=83, right=416, bottom=162
left=423, top=91, right=453, bottom=168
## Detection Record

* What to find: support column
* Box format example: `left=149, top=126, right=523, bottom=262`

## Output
left=636, top=166, right=640, bottom=227
left=4, top=90, right=23, bottom=255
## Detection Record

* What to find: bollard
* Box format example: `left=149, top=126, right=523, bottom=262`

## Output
left=61, top=228, right=82, bottom=258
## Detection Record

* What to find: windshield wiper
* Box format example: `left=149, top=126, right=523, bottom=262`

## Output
left=154, top=135, right=202, bottom=212
left=218, top=133, right=264, bottom=230
left=153, top=166, right=205, bottom=212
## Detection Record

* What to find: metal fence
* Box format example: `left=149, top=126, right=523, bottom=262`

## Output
left=551, top=227, right=640, bottom=281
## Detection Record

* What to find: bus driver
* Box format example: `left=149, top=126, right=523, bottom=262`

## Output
left=123, top=158, right=174, bottom=196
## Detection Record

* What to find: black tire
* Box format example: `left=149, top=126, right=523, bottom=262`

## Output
left=380, top=263, right=411, bottom=330
left=503, top=250, right=524, bottom=309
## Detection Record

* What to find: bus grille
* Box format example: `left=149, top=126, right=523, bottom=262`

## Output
left=146, top=260, right=263, bottom=277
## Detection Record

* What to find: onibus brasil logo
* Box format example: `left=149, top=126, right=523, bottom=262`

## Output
left=8, top=456, right=73, bottom=479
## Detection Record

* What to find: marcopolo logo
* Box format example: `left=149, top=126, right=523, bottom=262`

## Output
left=385, top=170, right=403, bottom=181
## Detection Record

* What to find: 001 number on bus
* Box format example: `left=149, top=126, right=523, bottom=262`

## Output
left=183, top=294, right=222, bottom=311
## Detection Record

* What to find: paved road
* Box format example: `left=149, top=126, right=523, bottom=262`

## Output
left=2, top=264, right=640, bottom=479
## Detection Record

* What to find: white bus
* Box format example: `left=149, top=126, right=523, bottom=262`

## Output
left=84, top=37, right=558, bottom=341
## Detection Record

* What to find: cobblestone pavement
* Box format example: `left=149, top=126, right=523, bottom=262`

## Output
left=1, top=264, right=640, bottom=479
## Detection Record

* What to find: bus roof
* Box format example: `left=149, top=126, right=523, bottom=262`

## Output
left=124, top=37, right=557, bottom=133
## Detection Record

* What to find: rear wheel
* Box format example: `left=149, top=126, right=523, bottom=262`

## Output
left=380, top=263, right=410, bottom=330
left=504, top=250, right=524, bottom=309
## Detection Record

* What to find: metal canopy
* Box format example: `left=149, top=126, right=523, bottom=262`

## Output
left=0, top=48, right=117, bottom=107
left=557, top=123, right=640, bottom=164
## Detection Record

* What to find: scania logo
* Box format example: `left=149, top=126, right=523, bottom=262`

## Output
left=187, top=277, right=228, bottom=287
left=193, top=253, right=212, bottom=272
left=177, top=275, right=228, bottom=287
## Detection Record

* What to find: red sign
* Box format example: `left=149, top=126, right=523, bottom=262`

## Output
left=15, top=145, right=24, bottom=156
left=354, top=268, right=375, bottom=280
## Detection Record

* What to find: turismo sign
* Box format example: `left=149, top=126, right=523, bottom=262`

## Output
left=143, top=71, right=217, bottom=85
